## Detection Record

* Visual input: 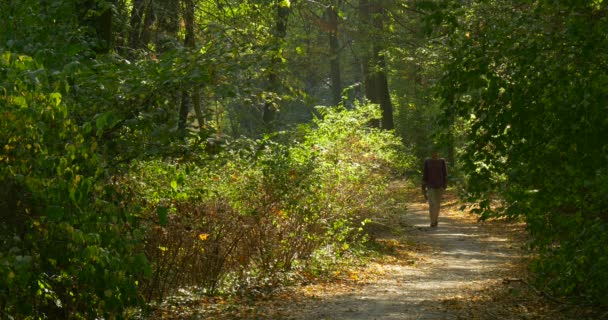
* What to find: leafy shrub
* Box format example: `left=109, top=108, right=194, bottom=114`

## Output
left=126, top=103, right=410, bottom=300
left=438, top=0, right=608, bottom=306
left=0, top=49, right=410, bottom=317
left=0, top=53, right=148, bottom=318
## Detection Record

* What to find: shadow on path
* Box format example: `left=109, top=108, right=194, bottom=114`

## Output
left=291, top=200, right=521, bottom=320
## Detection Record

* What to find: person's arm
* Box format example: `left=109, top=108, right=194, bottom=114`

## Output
left=422, top=160, right=429, bottom=184
left=422, top=160, right=428, bottom=198
left=442, top=159, right=448, bottom=189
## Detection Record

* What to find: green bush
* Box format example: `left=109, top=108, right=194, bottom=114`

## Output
left=125, top=103, right=410, bottom=300
left=438, top=0, right=608, bottom=306
left=0, top=52, right=148, bottom=318
left=0, top=49, right=410, bottom=316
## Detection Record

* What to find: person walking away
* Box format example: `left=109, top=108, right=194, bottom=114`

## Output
left=422, top=151, right=448, bottom=227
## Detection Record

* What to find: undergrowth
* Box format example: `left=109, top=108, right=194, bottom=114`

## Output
left=122, top=103, right=413, bottom=309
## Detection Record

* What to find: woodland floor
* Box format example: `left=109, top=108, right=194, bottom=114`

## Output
left=150, top=181, right=606, bottom=320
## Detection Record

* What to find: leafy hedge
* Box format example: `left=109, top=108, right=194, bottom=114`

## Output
left=125, top=103, right=410, bottom=301
left=0, top=53, right=148, bottom=318
left=0, top=49, right=409, bottom=318
left=438, top=0, right=608, bottom=306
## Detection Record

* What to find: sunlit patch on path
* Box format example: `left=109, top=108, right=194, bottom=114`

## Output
left=174, top=184, right=600, bottom=319
left=287, top=188, right=525, bottom=320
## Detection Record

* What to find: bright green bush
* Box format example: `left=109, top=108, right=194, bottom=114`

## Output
left=125, top=103, right=410, bottom=300
left=0, top=49, right=410, bottom=316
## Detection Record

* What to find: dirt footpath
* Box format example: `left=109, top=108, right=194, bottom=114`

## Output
left=288, top=191, right=525, bottom=320
left=155, top=184, right=604, bottom=319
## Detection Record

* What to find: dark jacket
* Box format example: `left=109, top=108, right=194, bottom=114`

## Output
left=422, top=158, right=447, bottom=189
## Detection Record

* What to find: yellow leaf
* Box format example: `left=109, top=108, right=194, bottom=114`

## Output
left=198, top=233, right=209, bottom=241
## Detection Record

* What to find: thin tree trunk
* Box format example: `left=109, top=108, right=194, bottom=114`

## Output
left=263, top=1, right=290, bottom=128
left=156, top=0, right=179, bottom=51
left=141, top=1, right=156, bottom=47
left=79, top=0, right=114, bottom=53
left=97, top=0, right=113, bottom=53
left=179, top=0, right=205, bottom=132
left=359, top=0, right=394, bottom=129
left=192, top=90, right=205, bottom=130
left=183, top=0, right=195, bottom=48
left=446, top=98, right=456, bottom=166
left=359, top=0, right=379, bottom=126
left=328, top=3, right=342, bottom=106
left=359, top=0, right=373, bottom=99
left=129, top=0, right=146, bottom=49
left=374, top=44, right=394, bottom=129
left=178, top=93, right=192, bottom=132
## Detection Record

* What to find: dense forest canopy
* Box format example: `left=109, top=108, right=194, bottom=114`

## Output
left=1, top=0, right=607, bottom=318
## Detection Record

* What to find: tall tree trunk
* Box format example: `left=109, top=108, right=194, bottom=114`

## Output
left=80, top=0, right=114, bottom=53
left=359, top=0, right=374, bottom=102
left=141, top=1, right=156, bottom=47
left=359, top=0, right=394, bottom=129
left=184, top=0, right=206, bottom=131
left=446, top=98, right=456, bottom=166
left=154, top=0, right=184, bottom=132
left=97, top=1, right=113, bottom=53
left=263, top=1, right=290, bottom=129
left=373, top=44, right=394, bottom=130
left=178, top=0, right=205, bottom=132
left=327, top=3, right=342, bottom=105
left=128, top=0, right=146, bottom=49
left=183, top=0, right=195, bottom=48
left=156, top=0, right=179, bottom=51
left=178, top=93, right=192, bottom=132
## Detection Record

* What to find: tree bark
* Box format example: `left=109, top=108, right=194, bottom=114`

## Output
left=178, top=92, right=192, bottom=132
left=178, top=0, right=206, bottom=132
left=80, top=0, right=114, bottom=53
left=128, top=0, right=147, bottom=49
left=141, top=1, right=156, bottom=47
left=262, top=1, right=290, bottom=129
left=446, top=98, right=456, bottom=166
left=327, top=3, right=342, bottom=106
left=156, top=0, right=179, bottom=52
left=373, top=44, right=394, bottom=130
left=359, top=0, right=394, bottom=129
left=184, top=0, right=206, bottom=131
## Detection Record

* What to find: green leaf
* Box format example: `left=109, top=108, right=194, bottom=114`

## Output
left=95, top=112, right=115, bottom=136
left=1, top=51, right=11, bottom=65
left=177, top=172, right=185, bottom=185
left=45, top=205, right=64, bottom=221
left=12, top=96, right=27, bottom=108
left=49, top=92, right=62, bottom=107
left=133, top=253, right=152, bottom=278
left=157, top=206, right=168, bottom=226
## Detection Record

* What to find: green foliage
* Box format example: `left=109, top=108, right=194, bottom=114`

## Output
left=437, top=0, right=608, bottom=306
left=394, top=101, right=443, bottom=164
left=124, top=103, right=409, bottom=300
left=60, top=49, right=219, bottom=162
left=0, top=53, right=148, bottom=318
left=0, top=0, right=419, bottom=315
